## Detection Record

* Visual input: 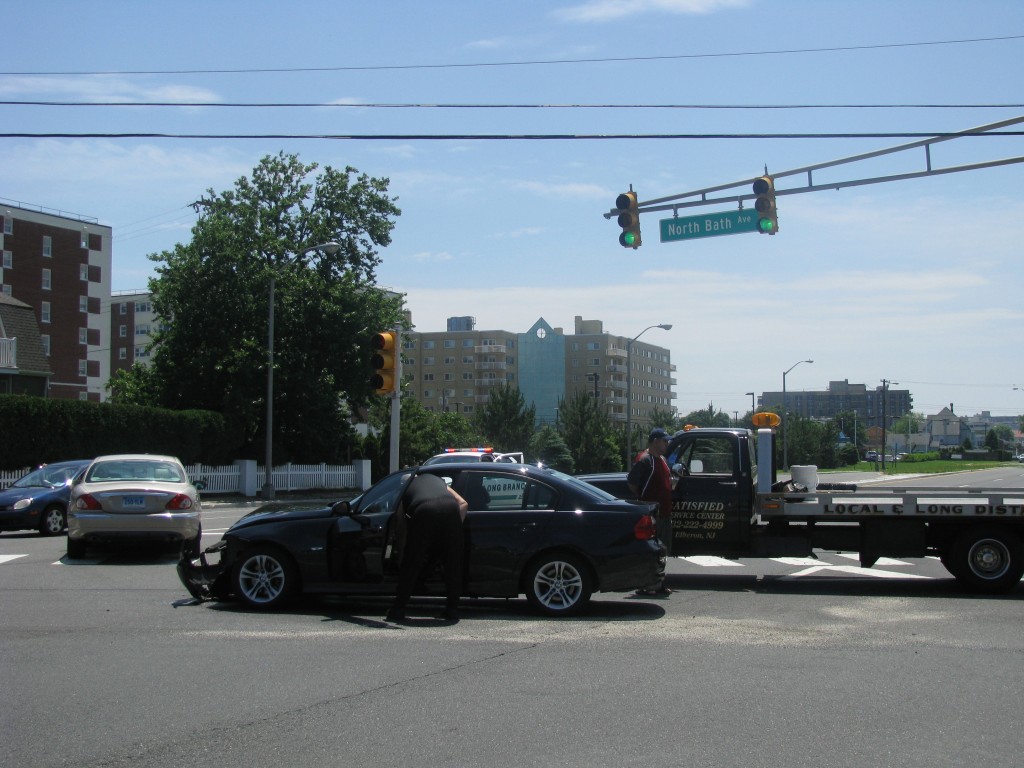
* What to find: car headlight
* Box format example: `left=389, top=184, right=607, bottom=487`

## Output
left=13, top=498, right=32, bottom=510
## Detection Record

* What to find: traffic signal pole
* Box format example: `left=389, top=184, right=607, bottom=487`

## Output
left=389, top=324, right=402, bottom=473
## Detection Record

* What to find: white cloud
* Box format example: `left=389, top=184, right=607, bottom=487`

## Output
left=0, top=75, right=219, bottom=104
left=511, top=180, right=609, bottom=199
left=554, top=0, right=753, bottom=22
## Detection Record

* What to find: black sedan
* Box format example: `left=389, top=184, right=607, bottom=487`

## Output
left=179, top=464, right=665, bottom=616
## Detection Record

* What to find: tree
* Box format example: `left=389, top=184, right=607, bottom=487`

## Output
left=528, top=426, right=575, bottom=473
left=558, top=390, right=621, bottom=473
left=106, top=363, right=159, bottom=407
left=682, top=402, right=731, bottom=428
left=143, top=153, right=403, bottom=463
left=984, top=428, right=1001, bottom=451
left=646, top=406, right=679, bottom=434
left=474, top=383, right=536, bottom=453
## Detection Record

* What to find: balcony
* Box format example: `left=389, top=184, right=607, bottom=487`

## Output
left=474, top=344, right=506, bottom=354
left=475, top=361, right=507, bottom=371
left=475, top=378, right=503, bottom=386
left=606, top=363, right=627, bottom=373
left=0, top=337, right=15, bottom=370
left=607, top=347, right=627, bottom=358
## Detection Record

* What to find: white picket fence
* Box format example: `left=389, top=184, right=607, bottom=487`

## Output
left=0, top=461, right=364, bottom=495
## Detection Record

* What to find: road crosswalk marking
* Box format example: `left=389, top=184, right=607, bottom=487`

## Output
left=0, top=554, right=26, bottom=565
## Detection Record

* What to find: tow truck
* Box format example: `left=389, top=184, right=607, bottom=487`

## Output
left=579, top=415, right=1024, bottom=593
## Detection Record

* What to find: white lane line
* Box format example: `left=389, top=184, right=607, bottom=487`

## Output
left=772, top=557, right=823, bottom=566
left=0, top=554, right=27, bottom=565
left=833, top=553, right=911, bottom=566
left=781, top=564, right=931, bottom=580
left=682, top=555, right=744, bottom=567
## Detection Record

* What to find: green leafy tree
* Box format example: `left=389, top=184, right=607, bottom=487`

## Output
left=144, top=153, right=403, bottom=463
left=474, top=383, right=536, bottom=453
left=528, top=426, right=575, bottom=473
left=106, top=364, right=160, bottom=407
left=558, top=390, right=621, bottom=473
left=984, top=428, right=1001, bottom=451
left=681, top=402, right=731, bottom=428
left=646, top=406, right=679, bottom=434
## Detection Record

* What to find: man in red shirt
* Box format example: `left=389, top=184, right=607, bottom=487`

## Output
left=628, top=427, right=673, bottom=596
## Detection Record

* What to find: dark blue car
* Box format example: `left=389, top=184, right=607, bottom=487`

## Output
left=0, top=460, right=91, bottom=536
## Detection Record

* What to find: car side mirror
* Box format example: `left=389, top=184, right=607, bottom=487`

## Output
left=331, top=499, right=351, bottom=516
left=671, top=463, right=684, bottom=476
left=689, top=459, right=704, bottom=474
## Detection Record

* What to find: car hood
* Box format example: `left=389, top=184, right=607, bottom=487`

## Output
left=229, top=503, right=334, bottom=531
left=0, top=486, right=53, bottom=503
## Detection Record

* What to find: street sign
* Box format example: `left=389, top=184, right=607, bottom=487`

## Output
left=660, top=209, right=759, bottom=242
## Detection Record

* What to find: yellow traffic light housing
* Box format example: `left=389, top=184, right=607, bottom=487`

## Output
left=752, top=176, right=778, bottom=235
left=616, top=191, right=642, bottom=248
left=371, top=331, right=398, bottom=395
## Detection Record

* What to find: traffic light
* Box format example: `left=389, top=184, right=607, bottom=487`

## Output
left=616, top=191, right=642, bottom=248
left=752, top=175, right=778, bottom=235
left=370, top=331, right=398, bottom=395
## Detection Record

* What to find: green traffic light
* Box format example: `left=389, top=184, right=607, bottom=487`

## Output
left=758, top=218, right=775, bottom=233
left=620, top=231, right=639, bottom=247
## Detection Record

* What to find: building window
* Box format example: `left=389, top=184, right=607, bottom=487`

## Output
left=463, top=372, right=473, bottom=380
left=444, top=356, right=455, bottom=365
left=41, top=268, right=51, bottom=289
left=79, top=328, right=87, bottom=344
left=80, top=264, right=88, bottom=281
left=135, top=324, right=150, bottom=335
left=405, top=357, right=415, bottom=366
left=79, top=392, right=89, bottom=401
left=423, top=340, right=435, bottom=349
left=41, top=302, right=51, bottom=323
left=443, top=339, right=456, bottom=348
left=444, top=373, right=454, bottom=381
left=462, top=356, right=473, bottom=364
left=1, top=284, right=10, bottom=297
left=403, top=340, right=417, bottom=350
left=119, top=325, right=127, bottom=338
left=40, top=335, right=50, bottom=355
left=134, top=301, right=151, bottom=312
left=423, top=357, right=434, bottom=366
left=422, top=373, right=434, bottom=381
left=587, top=342, right=600, bottom=350
left=463, top=389, right=473, bottom=397
left=81, top=232, right=89, bottom=248
left=120, top=303, right=127, bottom=315
left=78, top=360, right=87, bottom=377
left=2, top=217, right=11, bottom=235
left=119, top=348, right=127, bottom=360
left=423, top=389, right=433, bottom=398
left=42, top=235, right=52, bottom=257
left=79, top=296, right=88, bottom=313
left=590, top=358, right=600, bottom=366
left=2, top=250, right=11, bottom=269
left=463, top=339, right=473, bottom=348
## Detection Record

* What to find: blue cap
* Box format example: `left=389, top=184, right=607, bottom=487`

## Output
left=648, top=428, right=671, bottom=442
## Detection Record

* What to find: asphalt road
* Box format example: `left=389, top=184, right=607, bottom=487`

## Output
left=3, top=472, right=1024, bottom=767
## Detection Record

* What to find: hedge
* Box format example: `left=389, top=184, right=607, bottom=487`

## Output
left=0, top=395, right=241, bottom=469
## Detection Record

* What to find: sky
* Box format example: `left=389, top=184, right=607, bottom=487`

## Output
left=3, top=0, right=1023, bottom=421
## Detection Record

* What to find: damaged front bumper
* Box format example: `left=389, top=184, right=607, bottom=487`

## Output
left=176, top=539, right=231, bottom=601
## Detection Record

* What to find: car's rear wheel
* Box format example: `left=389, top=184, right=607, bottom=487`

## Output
left=39, top=505, right=66, bottom=536
left=232, top=546, right=298, bottom=609
left=524, top=551, right=593, bottom=617
left=66, top=537, right=87, bottom=559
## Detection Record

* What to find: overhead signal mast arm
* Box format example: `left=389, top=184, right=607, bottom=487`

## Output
left=603, top=114, right=1024, bottom=219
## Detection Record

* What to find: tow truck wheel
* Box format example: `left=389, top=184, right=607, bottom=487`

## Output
left=232, top=546, right=298, bottom=609
left=524, top=551, right=593, bottom=616
left=950, top=527, right=1024, bottom=593
left=38, top=505, right=66, bottom=536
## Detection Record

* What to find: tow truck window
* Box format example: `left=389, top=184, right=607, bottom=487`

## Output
left=673, top=436, right=735, bottom=476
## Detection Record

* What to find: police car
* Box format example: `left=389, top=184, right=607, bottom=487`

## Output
left=421, top=447, right=525, bottom=466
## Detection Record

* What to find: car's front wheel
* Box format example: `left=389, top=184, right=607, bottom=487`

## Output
left=232, top=546, right=298, bottom=609
left=39, top=505, right=66, bottom=536
left=524, top=551, right=593, bottom=616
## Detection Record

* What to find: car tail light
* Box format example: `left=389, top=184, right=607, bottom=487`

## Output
left=75, top=494, right=102, bottom=511
left=166, top=494, right=193, bottom=511
left=634, top=514, right=656, bottom=540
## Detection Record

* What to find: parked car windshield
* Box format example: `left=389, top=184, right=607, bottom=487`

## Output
left=12, top=466, right=77, bottom=489
left=85, top=460, right=185, bottom=483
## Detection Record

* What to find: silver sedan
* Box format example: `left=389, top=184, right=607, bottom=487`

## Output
left=67, top=454, right=201, bottom=559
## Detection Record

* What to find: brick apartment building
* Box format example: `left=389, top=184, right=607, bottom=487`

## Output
left=0, top=203, right=111, bottom=400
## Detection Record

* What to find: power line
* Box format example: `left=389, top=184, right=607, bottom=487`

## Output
left=4, top=100, right=1023, bottom=110
left=2, top=34, right=1020, bottom=76
left=2, top=131, right=1023, bottom=141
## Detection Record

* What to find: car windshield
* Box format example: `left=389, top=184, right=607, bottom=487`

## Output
left=12, top=466, right=76, bottom=489
left=86, top=460, right=185, bottom=483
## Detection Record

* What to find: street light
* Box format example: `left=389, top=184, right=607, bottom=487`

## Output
left=261, top=240, right=341, bottom=500
left=782, top=359, right=813, bottom=470
left=880, top=378, right=899, bottom=470
left=625, top=323, right=672, bottom=466
left=745, top=391, right=756, bottom=415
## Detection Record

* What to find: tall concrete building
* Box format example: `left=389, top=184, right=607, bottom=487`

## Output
left=0, top=203, right=111, bottom=400
left=109, top=290, right=158, bottom=376
left=759, top=379, right=912, bottom=428
left=403, top=315, right=676, bottom=428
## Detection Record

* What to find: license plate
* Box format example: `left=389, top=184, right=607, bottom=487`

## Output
left=122, top=496, right=146, bottom=509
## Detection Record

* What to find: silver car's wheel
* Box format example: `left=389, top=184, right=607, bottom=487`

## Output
left=233, top=547, right=297, bottom=609
left=39, top=505, right=66, bottom=536
left=524, top=552, right=593, bottom=616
